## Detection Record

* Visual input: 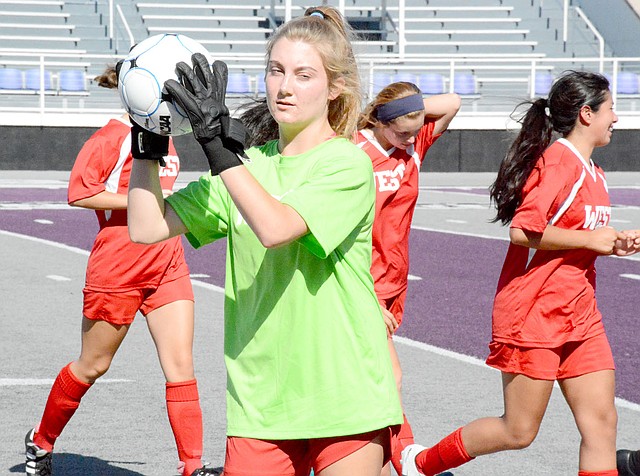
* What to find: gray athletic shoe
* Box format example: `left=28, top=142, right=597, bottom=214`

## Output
left=25, top=429, right=52, bottom=476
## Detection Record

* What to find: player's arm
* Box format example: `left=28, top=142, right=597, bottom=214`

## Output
left=379, top=304, right=399, bottom=337
left=69, top=191, right=127, bottom=210
left=423, top=93, right=461, bottom=136
left=165, top=54, right=308, bottom=248
left=220, top=166, right=309, bottom=248
left=127, top=136, right=188, bottom=245
left=510, top=225, right=623, bottom=255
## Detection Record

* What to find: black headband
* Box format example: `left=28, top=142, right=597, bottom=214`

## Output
left=376, top=94, right=424, bottom=123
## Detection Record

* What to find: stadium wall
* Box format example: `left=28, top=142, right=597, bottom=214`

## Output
left=2, top=126, right=640, bottom=172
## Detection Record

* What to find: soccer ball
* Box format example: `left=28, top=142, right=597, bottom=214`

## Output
left=117, top=33, right=213, bottom=136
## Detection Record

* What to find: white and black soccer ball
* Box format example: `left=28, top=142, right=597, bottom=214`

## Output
left=117, top=33, right=213, bottom=136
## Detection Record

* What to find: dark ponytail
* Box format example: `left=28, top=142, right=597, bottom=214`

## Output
left=490, top=70, right=610, bottom=225
left=490, top=98, right=552, bottom=224
left=237, top=98, right=278, bottom=148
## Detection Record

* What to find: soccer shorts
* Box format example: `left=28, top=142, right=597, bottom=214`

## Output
left=83, top=273, right=194, bottom=325
left=378, top=288, right=408, bottom=329
left=223, top=426, right=396, bottom=476
left=485, top=333, right=615, bottom=380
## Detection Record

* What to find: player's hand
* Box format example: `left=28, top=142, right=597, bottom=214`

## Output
left=164, top=54, right=247, bottom=175
left=165, top=54, right=228, bottom=143
left=130, top=119, right=168, bottom=167
left=380, top=304, right=399, bottom=337
left=588, top=226, right=619, bottom=255
left=615, top=229, right=640, bottom=256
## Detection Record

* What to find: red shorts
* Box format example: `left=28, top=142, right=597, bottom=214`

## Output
left=485, top=333, right=615, bottom=380
left=82, top=273, right=194, bottom=325
left=223, top=426, right=396, bottom=476
left=379, top=288, right=408, bottom=329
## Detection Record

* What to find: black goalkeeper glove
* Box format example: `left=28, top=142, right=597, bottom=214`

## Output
left=130, top=119, right=168, bottom=168
left=164, top=53, right=248, bottom=175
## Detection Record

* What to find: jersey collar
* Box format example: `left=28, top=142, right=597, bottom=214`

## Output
left=556, top=138, right=597, bottom=181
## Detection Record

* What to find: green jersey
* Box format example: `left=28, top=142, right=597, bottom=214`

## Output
left=167, top=138, right=402, bottom=439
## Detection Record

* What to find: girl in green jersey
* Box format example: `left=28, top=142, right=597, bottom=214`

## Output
left=127, top=5, right=403, bottom=476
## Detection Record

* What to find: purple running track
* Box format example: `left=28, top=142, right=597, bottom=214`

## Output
left=2, top=187, right=639, bottom=404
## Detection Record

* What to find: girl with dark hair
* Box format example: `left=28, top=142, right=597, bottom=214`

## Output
left=25, top=65, right=217, bottom=476
left=355, top=81, right=460, bottom=476
left=402, top=70, right=635, bottom=476
left=128, top=5, right=403, bottom=476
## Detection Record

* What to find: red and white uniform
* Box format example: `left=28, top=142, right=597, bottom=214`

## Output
left=67, top=117, right=189, bottom=292
left=492, top=138, right=611, bottom=347
left=355, top=122, right=441, bottom=302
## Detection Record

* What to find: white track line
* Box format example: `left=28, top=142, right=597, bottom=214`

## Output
left=3, top=229, right=639, bottom=412
left=394, top=335, right=640, bottom=413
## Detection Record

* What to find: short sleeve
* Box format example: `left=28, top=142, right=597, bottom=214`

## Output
left=166, top=173, right=231, bottom=249
left=414, top=121, right=440, bottom=165
left=511, top=161, right=576, bottom=233
left=68, top=133, right=121, bottom=203
left=281, top=143, right=375, bottom=258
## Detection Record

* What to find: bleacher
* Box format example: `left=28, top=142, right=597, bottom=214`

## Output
left=2, top=0, right=640, bottom=122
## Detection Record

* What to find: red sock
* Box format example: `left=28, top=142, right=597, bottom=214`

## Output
left=391, top=413, right=415, bottom=474
left=33, top=363, right=92, bottom=452
left=415, top=427, right=473, bottom=476
left=166, top=379, right=203, bottom=475
left=578, top=471, right=618, bottom=475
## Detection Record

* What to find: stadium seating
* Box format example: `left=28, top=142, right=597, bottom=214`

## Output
left=616, top=71, right=640, bottom=95
left=0, top=0, right=634, bottom=116
left=392, top=72, right=419, bottom=85
left=370, top=72, right=393, bottom=95
left=256, top=74, right=266, bottom=95
left=534, top=72, right=554, bottom=96
left=453, top=73, right=478, bottom=95
left=226, top=72, right=253, bottom=96
left=24, top=68, right=53, bottom=90
left=418, top=73, right=446, bottom=95
left=0, top=67, right=23, bottom=89
left=58, top=69, right=86, bottom=92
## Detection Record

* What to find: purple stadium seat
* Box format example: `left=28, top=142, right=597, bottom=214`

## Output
left=227, top=73, right=252, bottom=95
left=616, top=72, right=639, bottom=94
left=453, top=73, right=477, bottom=95
left=392, top=72, right=419, bottom=85
left=25, top=68, right=53, bottom=90
left=418, top=73, right=446, bottom=95
left=534, top=72, right=554, bottom=96
left=256, top=75, right=266, bottom=94
left=59, top=69, right=86, bottom=92
left=372, top=72, right=393, bottom=94
left=0, top=68, right=23, bottom=89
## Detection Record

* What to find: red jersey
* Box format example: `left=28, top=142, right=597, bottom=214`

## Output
left=355, top=122, right=440, bottom=299
left=67, top=117, right=189, bottom=292
left=492, top=138, right=611, bottom=347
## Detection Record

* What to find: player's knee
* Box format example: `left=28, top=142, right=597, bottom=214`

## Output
left=161, top=354, right=194, bottom=381
left=508, top=433, right=536, bottom=450
left=580, top=405, right=618, bottom=441
left=504, top=422, right=539, bottom=450
left=600, top=406, right=619, bottom=434
left=76, top=357, right=112, bottom=382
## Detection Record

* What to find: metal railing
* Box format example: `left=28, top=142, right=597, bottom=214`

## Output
left=3, top=53, right=640, bottom=129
